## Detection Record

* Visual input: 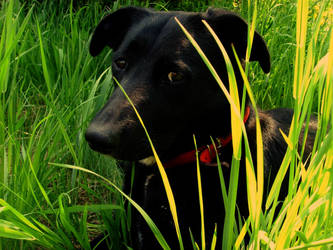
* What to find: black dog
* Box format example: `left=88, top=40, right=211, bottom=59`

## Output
left=85, top=7, right=316, bottom=249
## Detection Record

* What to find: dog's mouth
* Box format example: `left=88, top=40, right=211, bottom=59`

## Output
left=86, top=133, right=187, bottom=165
left=85, top=117, right=200, bottom=165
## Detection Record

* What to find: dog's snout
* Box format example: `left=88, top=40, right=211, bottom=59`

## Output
left=85, top=125, right=114, bottom=154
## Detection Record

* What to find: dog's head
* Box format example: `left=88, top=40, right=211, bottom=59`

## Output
left=85, top=7, right=270, bottom=161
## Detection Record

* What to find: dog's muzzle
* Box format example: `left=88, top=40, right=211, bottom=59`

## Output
left=85, top=124, right=115, bottom=155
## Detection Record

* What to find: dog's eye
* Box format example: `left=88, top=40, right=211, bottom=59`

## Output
left=167, top=72, right=184, bottom=83
left=114, top=59, right=127, bottom=69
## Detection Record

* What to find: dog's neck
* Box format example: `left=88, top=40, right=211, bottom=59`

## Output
left=139, top=106, right=251, bottom=168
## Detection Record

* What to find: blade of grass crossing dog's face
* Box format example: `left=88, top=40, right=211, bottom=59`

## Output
left=175, top=18, right=251, bottom=149
left=199, top=20, right=246, bottom=249
left=202, top=18, right=265, bottom=244
left=201, top=20, right=242, bottom=158
left=113, top=78, right=183, bottom=249
left=50, top=163, right=171, bottom=249
left=174, top=18, right=242, bottom=126
left=175, top=17, right=258, bottom=249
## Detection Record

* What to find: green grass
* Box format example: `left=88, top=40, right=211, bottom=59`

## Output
left=0, top=0, right=332, bottom=249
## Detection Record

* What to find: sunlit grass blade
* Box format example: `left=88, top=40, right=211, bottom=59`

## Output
left=200, top=20, right=242, bottom=157
left=113, top=77, right=183, bottom=249
left=240, top=1, right=265, bottom=234
left=322, top=26, right=333, bottom=131
left=232, top=43, right=265, bottom=233
left=234, top=218, right=249, bottom=249
left=1, top=1, right=332, bottom=249
left=285, top=237, right=333, bottom=250
left=293, top=0, right=308, bottom=99
left=200, top=18, right=265, bottom=246
left=276, top=131, right=332, bottom=248
left=210, top=224, right=217, bottom=250
left=175, top=17, right=250, bottom=249
left=0, top=220, right=35, bottom=240
left=0, top=199, right=42, bottom=234
left=193, top=135, right=205, bottom=250
left=174, top=18, right=244, bottom=126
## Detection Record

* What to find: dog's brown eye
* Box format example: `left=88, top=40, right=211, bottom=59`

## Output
left=167, top=72, right=184, bottom=83
left=115, top=59, right=127, bottom=69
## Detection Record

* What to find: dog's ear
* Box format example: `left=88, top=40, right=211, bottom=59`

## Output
left=204, top=8, right=270, bottom=73
left=89, top=7, right=151, bottom=57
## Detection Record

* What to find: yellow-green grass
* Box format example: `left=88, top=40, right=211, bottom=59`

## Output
left=0, top=0, right=332, bottom=249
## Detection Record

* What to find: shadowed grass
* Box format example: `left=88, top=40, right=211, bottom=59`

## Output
left=50, top=162, right=170, bottom=249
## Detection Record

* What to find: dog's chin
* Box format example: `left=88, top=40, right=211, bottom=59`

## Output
left=87, top=143, right=114, bottom=156
left=107, top=148, right=154, bottom=162
left=138, top=156, right=156, bottom=166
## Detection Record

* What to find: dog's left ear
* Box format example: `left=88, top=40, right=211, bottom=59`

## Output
left=204, top=8, right=270, bottom=73
left=89, top=7, right=151, bottom=57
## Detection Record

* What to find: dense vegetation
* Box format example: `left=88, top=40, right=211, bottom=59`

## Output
left=0, top=0, right=332, bottom=249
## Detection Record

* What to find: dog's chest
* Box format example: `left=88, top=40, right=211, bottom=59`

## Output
left=133, top=172, right=176, bottom=249
left=142, top=173, right=172, bottom=220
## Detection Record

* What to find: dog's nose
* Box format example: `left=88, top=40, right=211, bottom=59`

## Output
left=85, top=125, right=114, bottom=154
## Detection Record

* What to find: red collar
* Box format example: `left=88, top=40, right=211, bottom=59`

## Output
left=164, top=106, right=251, bottom=168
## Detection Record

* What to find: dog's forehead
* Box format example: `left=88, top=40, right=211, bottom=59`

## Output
left=118, top=13, right=199, bottom=56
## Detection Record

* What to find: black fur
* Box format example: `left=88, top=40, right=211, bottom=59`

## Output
left=85, top=7, right=316, bottom=249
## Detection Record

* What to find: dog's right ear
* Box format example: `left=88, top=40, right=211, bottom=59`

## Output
left=89, top=7, right=151, bottom=57
left=203, top=8, right=271, bottom=73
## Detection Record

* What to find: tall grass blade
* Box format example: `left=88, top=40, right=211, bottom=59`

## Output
left=193, top=135, right=205, bottom=250
left=113, top=77, right=183, bottom=249
left=285, top=237, right=333, bottom=250
left=36, top=19, right=53, bottom=102
left=0, top=220, right=35, bottom=240
left=175, top=17, right=252, bottom=249
left=293, top=0, right=308, bottom=99
left=210, top=224, right=217, bottom=250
